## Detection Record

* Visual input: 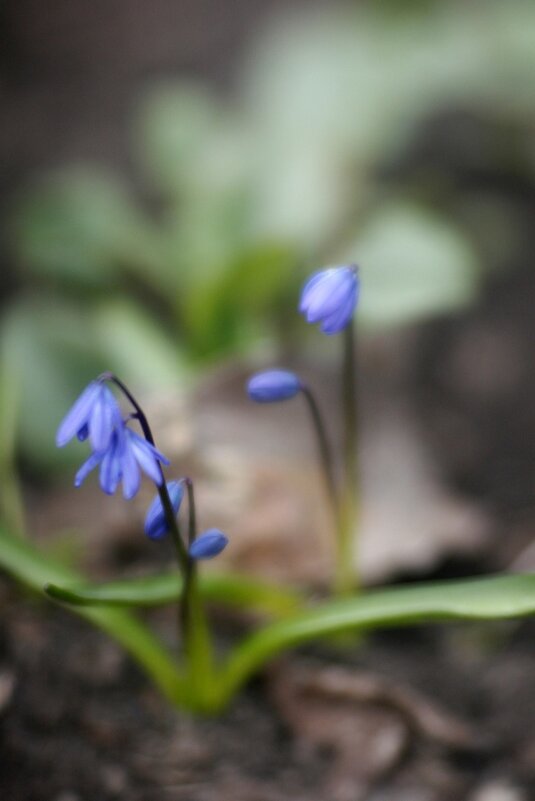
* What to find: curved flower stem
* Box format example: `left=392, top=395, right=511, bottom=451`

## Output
left=300, top=385, right=340, bottom=533
left=101, top=375, right=217, bottom=705
left=100, top=372, right=189, bottom=573
left=337, top=319, right=358, bottom=597
left=101, top=375, right=217, bottom=706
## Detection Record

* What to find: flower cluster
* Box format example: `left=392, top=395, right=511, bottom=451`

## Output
left=57, top=377, right=229, bottom=562
left=144, top=482, right=228, bottom=558
left=56, top=379, right=168, bottom=500
left=144, top=480, right=185, bottom=540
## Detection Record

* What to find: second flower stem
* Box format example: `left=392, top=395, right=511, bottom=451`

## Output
left=337, top=319, right=358, bottom=597
left=301, top=385, right=341, bottom=535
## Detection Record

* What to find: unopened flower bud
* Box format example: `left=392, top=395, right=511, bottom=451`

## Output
left=247, top=370, right=301, bottom=403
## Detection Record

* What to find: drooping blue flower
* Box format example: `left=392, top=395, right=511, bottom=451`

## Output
left=75, top=422, right=169, bottom=500
left=247, top=370, right=302, bottom=403
left=299, top=265, right=359, bottom=335
left=189, top=529, right=228, bottom=560
left=144, top=481, right=184, bottom=541
left=56, top=381, right=122, bottom=453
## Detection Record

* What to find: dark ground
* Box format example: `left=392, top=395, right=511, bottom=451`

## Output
left=2, top=589, right=535, bottom=801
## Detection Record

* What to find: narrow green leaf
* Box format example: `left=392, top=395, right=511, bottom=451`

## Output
left=217, top=574, right=535, bottom=707
left=45, top=571, right=302, bottom=617
left=0, top=525, right=185, bottom=704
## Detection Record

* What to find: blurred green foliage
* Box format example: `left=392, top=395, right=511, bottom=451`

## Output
left=4, top=0, right=535, bottom=474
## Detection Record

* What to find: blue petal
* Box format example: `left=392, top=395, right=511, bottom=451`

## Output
left=74, top=451, right=103, bottom=488
left=320, top=283, right=358, bottom=334
left=89, top=386, right=119, bottom=453
left=189, top=529, right=229, bottom=560
left=56, top=382, right=101, bottom=447
left=298, top=269, right=327, bottom=313
left=99, top=433, right=123, bottom=495
left=128, top=431, right=168, bottom=485
left=299, top=266, right=359, bottom=334
left=304, top=269, right=354, bottom=323
left=119, top=435, right=141, bottom=500
left=247, top=370, right=301, bottom=403
left=144, top=480, right=184, bottom=540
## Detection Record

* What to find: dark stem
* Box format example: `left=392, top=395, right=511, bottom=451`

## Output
left=100, top=372, right=189, bottom=574
left=301, top=385, right=340, bottom=528
left=180, top=477, right=197, bottom=637
left=184, top=477, right=197, bottom=548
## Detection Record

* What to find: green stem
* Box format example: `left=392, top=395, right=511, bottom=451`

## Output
left=336, top=319, right=358, bottom=597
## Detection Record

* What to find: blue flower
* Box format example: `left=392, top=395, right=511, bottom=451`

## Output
left=144, top=481, right=184, bottom=541
left=56, top=381, right=122, bottom=453
left=299, top=265, right=359, bottom=335
left=75, top=423, right=169, bottom=500
left=247, top=370, right=302, bottom=403
left=189, top=529, right=228, bottom=560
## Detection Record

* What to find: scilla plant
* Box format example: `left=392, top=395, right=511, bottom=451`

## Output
left=248, top=265, right=360, bottom=597
left=2, top=265, right=535, bottom=714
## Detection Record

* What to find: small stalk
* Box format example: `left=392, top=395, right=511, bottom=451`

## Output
left=336, top=319, right=358, bottom=597
left=301, top=384, right=340, bottom=533
left=181, top=478, right=215, bottom=709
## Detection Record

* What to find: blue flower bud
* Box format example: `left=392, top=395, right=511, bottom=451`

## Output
left=144, top=481, right=185, bottom=541
left=299, top=265, right=359, bottom=335
left=189, top=529, right=228, bottom=560
left=247, top=370, right=302, bottom=403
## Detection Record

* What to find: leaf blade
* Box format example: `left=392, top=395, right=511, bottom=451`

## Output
left=218, top=574, right=535, bottom=706
left=45, top=571, right=302, bottom=617
left=0, top=525, right=185, bottom=704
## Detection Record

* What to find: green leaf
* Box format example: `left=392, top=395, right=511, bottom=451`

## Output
left=0, top=524, right=184, bottom=704
left=346, top=202, right=480, bottom=329
left=92, top=299, right=190, bottom=388
left=44, top=571, right=302, bottom=617
left=181, top=242, right=298, bottom=359
left=11, top=168, right=141, bottom=287
left=217, top=574, right=535, bottom=707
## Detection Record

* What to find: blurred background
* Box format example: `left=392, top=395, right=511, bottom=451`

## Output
left=1, top=0, right=535, bottom=544
left=3, top=3, right=535, bottom=799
